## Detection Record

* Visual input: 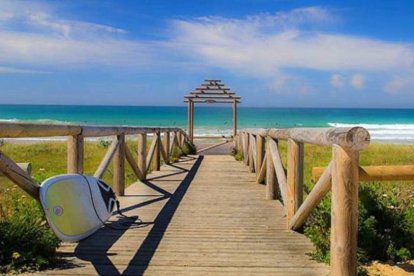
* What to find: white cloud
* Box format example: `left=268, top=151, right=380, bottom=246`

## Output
left=0, top=1, right=149, bottom=71
left=0, top=66, right=48, bottom=74
left=330, top=74, right=345, bottom=87
left=351, top=74, right=365, bottom=89
left=384, top=76, right=408, bottom=94
left=170, top=11, right=414, bottom=75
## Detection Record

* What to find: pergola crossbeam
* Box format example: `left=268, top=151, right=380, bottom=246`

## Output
left=184, top=79, right=241, bottom=141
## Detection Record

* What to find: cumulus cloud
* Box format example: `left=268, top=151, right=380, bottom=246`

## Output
left=330, top=74, right=345, bottom=87
left=170, top=10, right=414, bottom=75
left=351, top=74, right=365, bottom=88
left=0, top=1, right=152, bottom=70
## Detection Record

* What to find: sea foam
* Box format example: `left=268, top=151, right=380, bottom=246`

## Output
left=328, top=123, right=414, bottom=142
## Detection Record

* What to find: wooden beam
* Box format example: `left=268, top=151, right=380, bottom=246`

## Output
left=313, top=164, right=414, bottom=182
left=268, top=139, right=287, bottom=204
left=257, top=157, right=266, bottom=184
left=137, top=133, right=147, bottom=180
left=287, top=139, right=304, bottom=225
left=249, top=134, right=256, bottom=173
left=0, top=150, right=40, bottom=200
left=185, top=95, right=240, bottom=99
left=146, top=135, right=158, bottom=170
left=330, top=146, right=359, bottom=276
left=266, top=150, right=277, bottom=200
left=256, top=134, right=265, bottom=178
left=125, top=144, right=144, bottom=180
left=184, top=100, right=241, bottom=104
left=67, top=134, right=84, bottom=174
left=289, top=161, right=333, bottom=230
left=163, top=131, right=170, bottom=163
left=94, top=138, right=120, bottom=179
left=190, top=91, right=236, bottom=95
left=113, top=134, right=125, bottom=196
left=0, top=163, right=31, bottom=177
left=187, top=101, right=192, bottom=141
left=196, top=140, right=230, bottom=154
left=152, top=132, right=161, bottom=171
left=233, top=101, right=237, bottom=138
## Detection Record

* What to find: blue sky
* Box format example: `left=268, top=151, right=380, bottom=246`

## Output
left=0, top=0, right=414, bottom=107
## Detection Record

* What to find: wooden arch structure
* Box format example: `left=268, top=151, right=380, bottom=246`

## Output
left=184, top=79, right=241, bottom=141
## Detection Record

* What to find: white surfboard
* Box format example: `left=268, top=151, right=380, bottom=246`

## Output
left=39, top=174, right=116, bottom=242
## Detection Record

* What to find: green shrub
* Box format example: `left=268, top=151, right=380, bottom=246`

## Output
left=304, top=183, right=414, bottom=265
left=181, top=141, right=196, bottom=155
left=231, top=147, right=243, bottom=161
left=0, top=189, right=60, bottom=273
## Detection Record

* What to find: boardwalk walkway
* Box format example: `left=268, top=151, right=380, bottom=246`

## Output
left=45, top=155, right=329, bottom=275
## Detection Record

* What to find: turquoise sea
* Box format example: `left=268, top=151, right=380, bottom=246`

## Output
left=1, top=105, right=414, bottom=142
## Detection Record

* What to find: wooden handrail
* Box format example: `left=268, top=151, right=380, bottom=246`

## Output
left=237, top=127, right=371, bottom=276
left=0, top=123, right=192, bottom=200
left=313, top=164, right=414, bottom=182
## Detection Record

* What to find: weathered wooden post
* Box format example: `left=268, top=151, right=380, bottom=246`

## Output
left=243, top=132, right=249, bottom=166
left=138, top=133, right=147, bottom=180
left=256, top=134, right=265, bottom=178
left=232, top=100, right=237, bottom=138
left=266, top=139, right=277, bottom=200
left=187, top=100, right=192, bottom=142
left=331, top=145, right=359, bottom=276
left=248, top=134, right=255, bottom=173
left=67, top=134, right=84, bottom=173
left=153, top=131, right=161, bottom=171
left=163, top=131, right=170, bottom=163
left=286, top=138, right=304, bottom=224
left=113, top=134, right=125, bottom=196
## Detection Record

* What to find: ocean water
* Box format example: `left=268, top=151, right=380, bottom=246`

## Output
left=0, top=105, right=414, bottom=142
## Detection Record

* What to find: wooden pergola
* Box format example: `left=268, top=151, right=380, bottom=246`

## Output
left=184, top=79, right=241, bottom=141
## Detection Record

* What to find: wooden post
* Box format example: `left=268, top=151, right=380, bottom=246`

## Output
left=232, top=100, right=237, bottom=138
left=187, top=101, right=192, bottom=141
left=256, top=135, right=265, bottom=178
left=113, top=134, right=125, bottom=196
left=138, top=133, right=147, bottom=180
left=190, top=101, right=194, bottom=141
left=163, top=131, right=170, bottom=163
left=331, top=145, right=359, bottom=276
left=67, top=134, right=84, bottom=173
left=153, top=131, right=161, bottom=171
left=248, top=134, right=255, bottom=173
left=286, top=138, right=304, bottom=224
left=266, top=146, right=277, bottom=200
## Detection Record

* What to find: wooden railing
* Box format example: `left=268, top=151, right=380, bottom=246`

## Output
left=235, top=127, right=370, bottom=276
left=0, top=122, right=191, bottom=201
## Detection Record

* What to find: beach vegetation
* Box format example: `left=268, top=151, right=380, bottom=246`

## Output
left=273, top=142, right=414, bottom=266
left=231, top=147, right=243, bottom=161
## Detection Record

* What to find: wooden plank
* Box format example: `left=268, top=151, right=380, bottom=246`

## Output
left=331, top=146, right=359, bottom=276
left=94, top=138, right=120, bottom=179
left=146, top=136, right=158, bottom=171
left=286, top=139, right=304, bottom=225
left=0, top=150, right=40, bottom=200
left=113, top=134, right=125, bottom=196
left=48, top=154, right=329, bottom=276
left=289, top=161, right=332, bottom=230
left=313, top=164, right=414, bottom=182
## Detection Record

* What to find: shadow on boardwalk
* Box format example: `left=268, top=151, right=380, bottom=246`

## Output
left=67, top=156, right=203, bottom=275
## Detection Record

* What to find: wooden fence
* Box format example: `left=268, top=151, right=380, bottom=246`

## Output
left=235, top=127, right=371, bottom=276
left=0, top=122, right=191, bottom=201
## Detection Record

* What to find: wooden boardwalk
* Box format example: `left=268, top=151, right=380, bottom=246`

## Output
left=44, top=155, right=329, bottom=275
